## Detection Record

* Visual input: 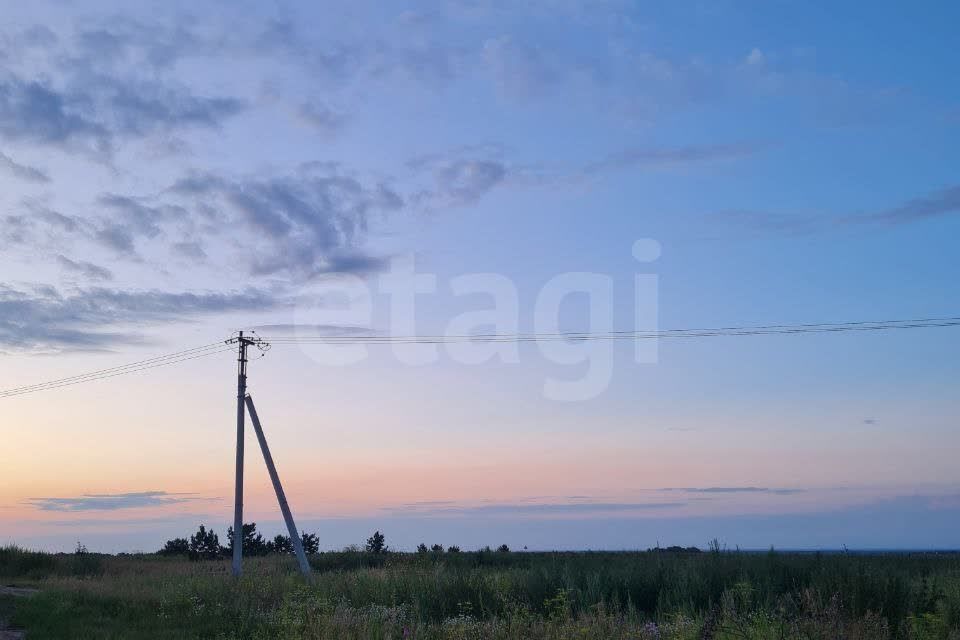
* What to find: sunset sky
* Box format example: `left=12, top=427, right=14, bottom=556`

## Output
left=2, top=0, right=959, bottom=553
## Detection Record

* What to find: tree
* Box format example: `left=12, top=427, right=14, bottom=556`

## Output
left=270, top=534, right=293, bottom=555
left=365, top=530, right=387, bottom=554
left=159, top=537, right=189, bottom=556
left=447, top=545, right=461, bottom=553
left=416, top=543, right=428, bottom=554
left=430, top=544, right=444, bottom=553
left=300, top=532, right=319, bottom=555
left=497, top=544, right=510, bottom=553
left=189, top=525, right=221, bottom=560
left=224, top=522, right=268, bottom=556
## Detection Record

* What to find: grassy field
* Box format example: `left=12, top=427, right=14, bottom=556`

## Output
left=2, top=545, right=960, bottom=639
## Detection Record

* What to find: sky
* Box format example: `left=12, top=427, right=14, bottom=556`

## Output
left=1, top=0, right=959, bottom=553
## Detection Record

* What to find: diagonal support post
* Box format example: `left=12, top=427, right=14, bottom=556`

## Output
left=244, top=394, right=312, bottom=577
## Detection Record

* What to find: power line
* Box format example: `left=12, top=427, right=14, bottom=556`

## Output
left=1, top=315, right=957, bottom=399
left=258, top=316, right=960, bottom=344
left=0, top=344, right=233, bottom=399
left=1, top=342, right=227, bottom=393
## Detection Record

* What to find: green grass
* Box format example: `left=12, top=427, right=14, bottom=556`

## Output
left=2, top=545, right=960, bottom=639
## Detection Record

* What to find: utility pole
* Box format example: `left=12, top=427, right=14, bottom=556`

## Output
left=229, top=331, right=254, bottom=577
left=226, top=331, right=311, bottom=578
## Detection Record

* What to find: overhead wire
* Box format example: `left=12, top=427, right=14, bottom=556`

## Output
left=257, top=316, right=960, bottom=344
left=0, top=343, right=233, bottom=399
left=1, top=316, right=958, bottom=399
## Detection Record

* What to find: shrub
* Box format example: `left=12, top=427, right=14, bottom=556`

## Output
left=158, top=538, right=189, bottom=556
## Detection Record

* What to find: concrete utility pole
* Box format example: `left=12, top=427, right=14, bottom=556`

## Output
left=230, top=332, right=254, bottom=577
left=226, top=331, right=311, bottom=578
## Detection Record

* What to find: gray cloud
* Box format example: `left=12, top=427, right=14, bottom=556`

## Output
left=868, top=185, right=960, bottom=224
left=0, top=72, right=243, bottom=154
left=296, top=102, right=347, bottom=134
left=584, top=143, right=763, bottom=176
left=33, top=206, right=82, bottom=233
left=662, top=487, right=804, bottom=495
left=408, top=142, right=760, bottom=211
left=435, top=159, right=509, bottom=205
left=1, top=204, right=85, bottom=247
left=0, top=151, right=49, bottom=182
left=93, top=193, right=189, bottom=255
left=482, top=35, right=559, bottom=99
left=410, top=158, right=516, bottom=209
left=27, top=491, right=207, bottom=512
left=717, top=184, right=960, bottom=234
left=383, top=500, right=685, bottom=517
left=55, top=255, right=114, bottom=282
left=0, top=19, right=245, bottom=155
left=0, top=76, right=109, bottom=151
left=171, top=241, right=206, bottom=260
left=712, top=209, right=823, bottom=235
left=250, top=323, right=375, bottom=336
left=0, top=285, right=285, bottom=351
left=168, top=167, right=400, bottom=279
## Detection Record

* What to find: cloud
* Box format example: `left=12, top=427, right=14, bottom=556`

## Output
left=296, top=102, right=347, bottom=134
left=717, top=184, right=960, bottom=234
left=33, top=206, right=82, bottom=233
left=0, top=285, right=286, bottom=351
left=867, top=185, right=960, bottom=224
left=0, top=76, right=109, bottom=151
left=407, top=142, right=761, bottom=211
left=0, top=151, right=50, bottom=182
left=1, top=204, right=85, bottom=247
left=383, top=500, right=685, bottom=517
left=661, top=487, right=805, bottom=495
left=0, top=21, right=245, bottom=155
left=55, top=255, right=114, bottom=282
left=425, top=159, right=510, bottom=207
left=745, top=48, right=765, bottom=66
left=712, top=209, right=823, bottom=235
left=583, top=143, right=763, bottom=176
left=171, top=241, right=207, bottom=260
left=0, top=72, right=243, bottom=155
left=482, top=35, right=558, bottom=98
left=27, top=491, right=208, bottom=512
left=93, top=193, right=189, bottom=255
left=167, top=166, right=400, bottom=279
left=250, top=324, right=375, bottom=336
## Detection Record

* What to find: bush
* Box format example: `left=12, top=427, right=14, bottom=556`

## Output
left=158, top=538, right=189, bottom=556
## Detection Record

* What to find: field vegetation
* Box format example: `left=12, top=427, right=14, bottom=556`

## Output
left=1, top=534, right=959, bottom=639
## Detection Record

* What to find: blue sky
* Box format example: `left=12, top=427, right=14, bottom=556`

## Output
left=1, top=0, right=959, bottom=552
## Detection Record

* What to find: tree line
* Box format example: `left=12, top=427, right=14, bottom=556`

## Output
left=158, top=523, right=319, bottom=560
left=159, top=525, right=512, bottom=560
